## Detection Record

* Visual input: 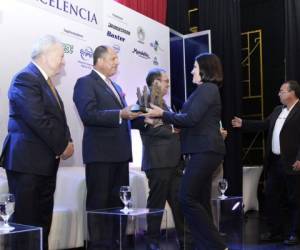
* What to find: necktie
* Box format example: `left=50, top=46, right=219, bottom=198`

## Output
left=47, top=78, right=62, bottom=109
left=105, top=78, right=122, bottom=105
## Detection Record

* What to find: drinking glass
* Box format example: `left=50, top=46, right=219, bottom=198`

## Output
left=120, top=186, right=133, bottom=213
left=0, top=193, right=15, bottom=231
left=218, top=179, right=228, bottom=199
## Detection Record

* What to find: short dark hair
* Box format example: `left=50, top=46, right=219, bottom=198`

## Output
left=195, top=53, right=223, bottom=86
left=286, top=80, right=300, bottom=99
left=146, top=68, right=166, bottom=88
left=93, top=45, right=108, bottom=65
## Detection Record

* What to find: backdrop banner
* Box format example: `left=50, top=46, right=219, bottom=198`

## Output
left=0, top=0, right=170, bottom=167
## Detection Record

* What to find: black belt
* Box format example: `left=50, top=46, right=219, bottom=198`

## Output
left=270, top=152, right=281, bottom=160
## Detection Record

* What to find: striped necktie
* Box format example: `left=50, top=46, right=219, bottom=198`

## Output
left=47, top=78, right=61, bottom=109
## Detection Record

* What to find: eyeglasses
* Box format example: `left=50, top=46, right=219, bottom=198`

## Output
left=278, top=90, right=290, bottom=95
left=157, top=78, right=169, bottom=83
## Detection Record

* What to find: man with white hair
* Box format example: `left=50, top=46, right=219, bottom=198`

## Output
left=0, top=35, right=73, bottom=250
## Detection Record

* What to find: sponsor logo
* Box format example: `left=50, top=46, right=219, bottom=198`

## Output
left=137, top=26, right=145, bottom=44
left=63, top=28, right=84, bottom=40
left=150, top=40, right=163, bottom=52
left=112, top=13, right=124, bottom=21
left=108, top=23, right=130, bottom=36
left=80, top=47, right=93, bottom=61
left=132, top=48, right=150, bottom=60
left=78, top=60, right=93, bottom=70
left=107, top=30, right=125, bottom=42
left=153, top=56, right=159, bottom=65
left=63, top=43, right=74, bottom=54
left=112, top=44, right=121, bottom=54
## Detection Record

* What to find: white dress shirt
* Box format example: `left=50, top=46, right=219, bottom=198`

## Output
left=93, top=69, right=122, bottom=104
left=32, top=61, right=48, bottom=81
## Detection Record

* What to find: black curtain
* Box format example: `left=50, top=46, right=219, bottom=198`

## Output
left=166, top=0, right=189, bottom=34
left=285, top=0, right=300, bottom=83
left=197, top=0, right=242, bottom=195
left=241, top=0, right=285, bottom=117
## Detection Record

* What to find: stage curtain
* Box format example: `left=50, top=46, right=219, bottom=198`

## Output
left=197, top=0, right=242, bottom=196
left=115, top=0, right=167, bottom=24
left=285, top=0, right=300, bottom=83
left=166, top=0, right=190, bottom=34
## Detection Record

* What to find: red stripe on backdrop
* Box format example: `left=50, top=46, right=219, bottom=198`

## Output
left=115, top=0, right=167, bottom=24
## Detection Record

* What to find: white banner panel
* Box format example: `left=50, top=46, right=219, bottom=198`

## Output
left=0, top=0, right=170, bottom=167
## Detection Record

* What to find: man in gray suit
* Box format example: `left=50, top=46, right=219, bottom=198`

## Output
left=139, top=68, right=189, bottom=250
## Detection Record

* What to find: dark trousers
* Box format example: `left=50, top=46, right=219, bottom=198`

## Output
left=145, top=166, right=193, bottom=248
left=6, top=169, right=56, bottom=250
left=179, top=152, right=226, bottom=250
left=265, top=153, right=300, bottom=236
left=86, top=162, right=129, bottom=250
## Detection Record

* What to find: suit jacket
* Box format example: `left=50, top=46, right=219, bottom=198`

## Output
left=243, top=101, right=300, bottom=174
left=140, top=123, right=181, bottom=171
left=0, top=63, right=71, bottom=176
left=162, top=82, right=225, bottom=155
left=73, top=70, right=132, bottom=164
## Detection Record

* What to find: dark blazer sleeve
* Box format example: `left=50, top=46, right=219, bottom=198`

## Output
left=242, top=106, right=282, bottom=132
left=73, top=77, right=120, bottom=127
left=9, top=72, right=68, bottom=155
left=162, top=84, right=218, bottom=127
left=242, top=119, right=269, bottom=131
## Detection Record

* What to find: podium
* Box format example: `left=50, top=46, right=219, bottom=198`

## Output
left=87, top=208, right=167, bottom=249
left=0, top=223, right=42, bottom=250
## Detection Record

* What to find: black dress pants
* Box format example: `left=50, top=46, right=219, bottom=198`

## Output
left=86, top=162, right=129, bottom=250
left=6, top=169, right=56, bottom=250
left=265, top=153, right=300, bottom=236
left=145, top=166, right=193, bottom=248
left=179, top=152, right=226, bottom=250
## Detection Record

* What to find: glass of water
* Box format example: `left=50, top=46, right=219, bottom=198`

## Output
left=0, top=193, right=15, bottom=231
left=218, top=179, right=228, bottom=200
left=120, top=186, right=133, bottom=213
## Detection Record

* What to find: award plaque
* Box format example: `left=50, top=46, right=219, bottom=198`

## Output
left=131, top=82, right=164, bottom=113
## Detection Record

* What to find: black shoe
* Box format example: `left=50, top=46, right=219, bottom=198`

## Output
left=284, top=235, right=299, bottom=245
left=146, top=242, right=160, bottom=250
left=260, top=232, right=283, bottom=242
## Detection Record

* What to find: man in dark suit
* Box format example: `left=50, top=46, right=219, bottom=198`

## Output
left=139, top=68, right=190, bottom=250
left=0, top=35, right=74, bottom=250
left=232, top=80, right=300, bottom=245
left=73, top=45, right=139, bottom=250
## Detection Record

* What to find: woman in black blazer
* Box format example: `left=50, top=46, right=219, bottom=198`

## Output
left=146, top=53, right=227, bottom=250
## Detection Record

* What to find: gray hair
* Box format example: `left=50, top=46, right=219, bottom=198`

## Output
left=31, top=35, right=62, bottom=59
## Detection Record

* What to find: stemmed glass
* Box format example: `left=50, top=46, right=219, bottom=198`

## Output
left=120, top=186, right=133, bottom=213
left=0, top=193, right=15, bottom=231
left=218, top=178, right=228, bottom=199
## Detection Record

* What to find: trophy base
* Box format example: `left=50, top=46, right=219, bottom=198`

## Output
left=131, top=104, right=148, bottom=113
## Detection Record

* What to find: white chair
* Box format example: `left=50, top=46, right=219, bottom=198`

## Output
left=129, top=167, right=175, bottom=230
left=49, top=167, right=86, bottom=250
left=243, top=166, right=263, bottom=212
left=0, top=168, right=8, bottom=194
